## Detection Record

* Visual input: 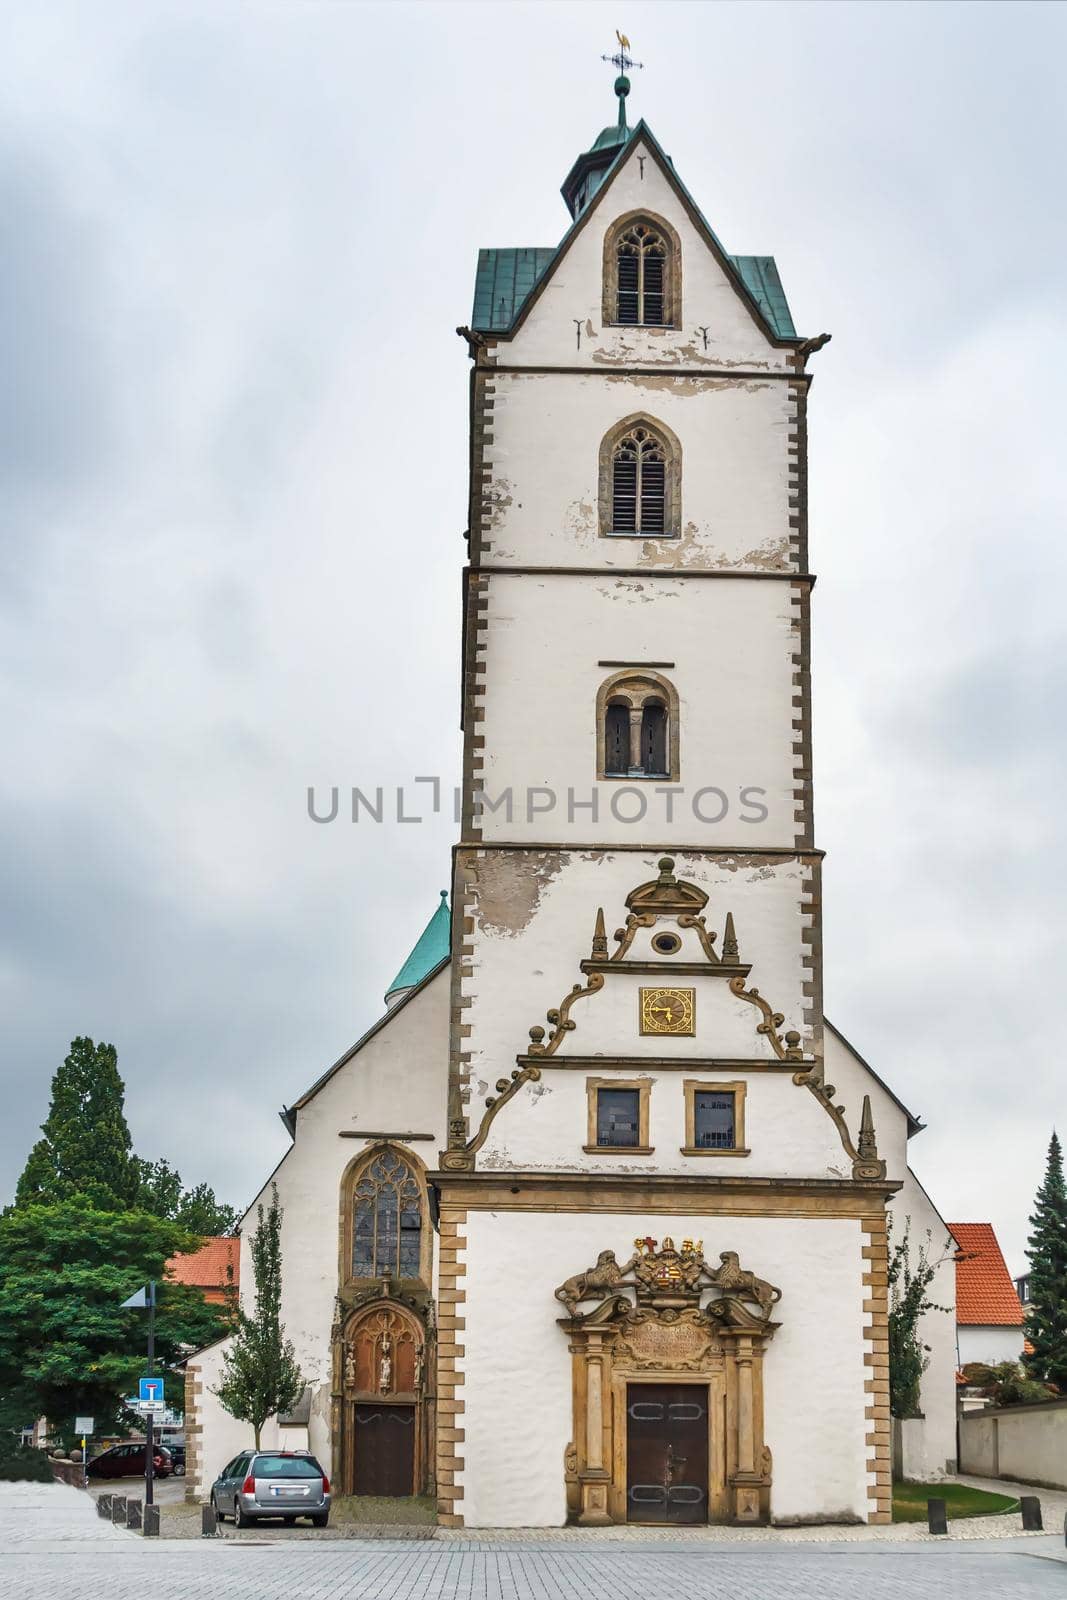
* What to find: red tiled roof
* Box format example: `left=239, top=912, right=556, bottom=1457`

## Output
left=166, top=1236, right=239, bottom=1292
left=948, top=1223, right=1024, bottom=1326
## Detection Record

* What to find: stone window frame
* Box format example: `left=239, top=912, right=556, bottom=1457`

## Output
left=681, top=1079, right=750, bottom=1157
left=584, top=1076, right=654, bottom=1155
left=602, top=209, right=683, bottom=329
left=337, top=1141, right=434, bottom=1289
left=595, top=668, right=680, bottom=783
left=598, top=413, right=682, bottom=540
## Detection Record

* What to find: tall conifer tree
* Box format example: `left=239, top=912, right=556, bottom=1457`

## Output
left=1023, top=1131, right=1067, bottom=1390
left=15, top=1037, right=139, bottom=1211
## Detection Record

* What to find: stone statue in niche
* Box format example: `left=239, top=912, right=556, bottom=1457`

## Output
left=378, top=1334, right=393, bottom=1394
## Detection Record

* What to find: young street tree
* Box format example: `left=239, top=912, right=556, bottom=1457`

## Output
left=214, top=1186, right=303, bottom=1448
left=1023, top=1131, right=1067, bottom=1391
left=887, top=1217, right=952, bottom=1419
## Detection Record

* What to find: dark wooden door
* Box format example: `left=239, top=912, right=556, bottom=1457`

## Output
left=353, top=1403, right=415, bottom=1496
left=625, top=1383, right=708, bottom=1524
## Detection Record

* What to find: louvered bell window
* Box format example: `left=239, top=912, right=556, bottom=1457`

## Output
left=612, top=427, right=667, bottom=535
left=616, top=223, right=668, bottom=326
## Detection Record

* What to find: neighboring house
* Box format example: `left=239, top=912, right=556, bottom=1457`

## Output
left=1015, top=1271, right=1031, bottom=1306
left=166, top=1237, right=239, bottom=1306
left=185, top=70, right=960, bottom=1528
left=949, top=1223, right=1024, bottom=1366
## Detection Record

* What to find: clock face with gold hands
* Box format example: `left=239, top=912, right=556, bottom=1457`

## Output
left=639, top=987, right=695, bottom=1036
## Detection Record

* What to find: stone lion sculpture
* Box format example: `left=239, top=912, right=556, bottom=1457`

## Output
left=711, top=1251, right=782, bottom=1318
left=554, top=1248, right=638, bottom=1316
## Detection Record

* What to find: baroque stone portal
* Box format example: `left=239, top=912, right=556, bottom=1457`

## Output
left=555, top=1237, right=780, bottom=1526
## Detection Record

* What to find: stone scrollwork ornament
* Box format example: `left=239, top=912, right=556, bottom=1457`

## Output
left=554, top=1236, right=781, bottom=1326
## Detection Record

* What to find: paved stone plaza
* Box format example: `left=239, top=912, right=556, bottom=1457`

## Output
left=4, top=1483, right=1066, bottom=1599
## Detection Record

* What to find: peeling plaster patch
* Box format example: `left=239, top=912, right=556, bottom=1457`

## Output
left=635, top=519, right=785, bottom=573
left=475, top=1077, right=490, bottom=1100
left=746, top=867, right=776, bottom=882
left=565, top=497, right=596, bottom=545
left=485, top=475, right=514, bottom=529
left=597, top=579, right=679, bottom=605
left=527, top=1079, right=551, bottom=1100
left=473, top=850, right=565, bottom=935
left=590, top=344, right=780, bottom=373
left=676, top=853, right=787, bottom=875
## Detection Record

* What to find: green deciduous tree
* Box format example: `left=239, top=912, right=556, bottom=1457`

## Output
left=136, top=1160, right=237, bottom=1236
left=0, top=1203, right=229, bottom=1437
left=14, top=1038, right=140, bottom=1211
left=1023, top=1131, right=1067, bottom=1391
left=888, top=1217, right=952, bottom=1419
left=961, top=1361, right=1053, bottom=1406
left=214, top=1187, right=302, bottom=1448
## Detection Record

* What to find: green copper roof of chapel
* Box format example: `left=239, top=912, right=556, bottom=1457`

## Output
left=385, top=890, right=451, bottom=1003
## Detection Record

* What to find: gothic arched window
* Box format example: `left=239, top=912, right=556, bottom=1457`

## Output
left=596, top=671, right=680, bottom=782
left=598, top=415, right=681, bottom=540
left=612, top=425, right=666, bottom=535
left=603, top=211, right=680, bottom=329
left=349, top=1147, right=424, bottom=1280
left=616, top=222, right=668, bottom=325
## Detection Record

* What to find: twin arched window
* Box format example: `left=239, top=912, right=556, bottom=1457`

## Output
left=349, top=1146, right=423, bottom=1280
left=597, top=672, right=679, bottom=781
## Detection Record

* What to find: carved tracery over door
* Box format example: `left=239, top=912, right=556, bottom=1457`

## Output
left=337, top=1304, right=427, bottom=1496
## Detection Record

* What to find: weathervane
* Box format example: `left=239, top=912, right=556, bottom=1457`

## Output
left=602, top=29, right=644, bottom=76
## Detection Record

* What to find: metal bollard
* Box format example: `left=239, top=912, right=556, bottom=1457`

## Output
left=143, top=1504, right=160, bottom=1537
left=126, top=1499, right=142, bottom=1531
left=97, top=1493, right=112, bottom=1519
left=1020, top=1495, right=1043, bottom=1531
left=110, top=1495, right=127, bottom=1525
left=201, top=1504, right=218, bottom=1537
left=926, top=1497, right=948, bottom=1535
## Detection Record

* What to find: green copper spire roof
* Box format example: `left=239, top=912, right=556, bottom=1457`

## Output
left=385, top=890, right=451, bottom=1005
left=562, top=70, right=633, bottom=218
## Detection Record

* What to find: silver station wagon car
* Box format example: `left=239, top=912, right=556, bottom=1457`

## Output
left=210, top=1449, right=331, bottom=1527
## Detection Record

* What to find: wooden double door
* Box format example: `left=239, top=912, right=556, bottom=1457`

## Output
left=625, top=1383, right=709, bottom=1525
left=351, top=1403, right=416, bottom=1496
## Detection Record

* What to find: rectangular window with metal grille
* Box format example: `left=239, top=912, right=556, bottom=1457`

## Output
left=596, top=1088, right=640, bottom=1147
left=693, top=1091, right=736, bottom=1149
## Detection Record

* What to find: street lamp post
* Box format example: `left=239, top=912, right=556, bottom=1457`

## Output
left=121, top=1279, right=159, bottom=1509
left=144, top=1280, right=156, bottom=1508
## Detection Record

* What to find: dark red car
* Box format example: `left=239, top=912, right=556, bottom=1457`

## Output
left=86, top=1441, right=172, bottom=1479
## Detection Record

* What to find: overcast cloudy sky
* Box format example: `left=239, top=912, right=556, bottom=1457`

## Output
left=3, top=0, right=1064, bottom=1272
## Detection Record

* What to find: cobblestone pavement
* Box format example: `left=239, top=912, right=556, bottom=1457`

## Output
left=4, top=1483, right=1066, bottom=1600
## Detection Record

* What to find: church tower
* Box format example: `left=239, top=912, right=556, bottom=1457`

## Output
left=431, top=60, right=901, bottom=1530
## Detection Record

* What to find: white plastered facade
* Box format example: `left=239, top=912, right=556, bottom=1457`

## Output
left=187, top=114, right=958, bottom=1528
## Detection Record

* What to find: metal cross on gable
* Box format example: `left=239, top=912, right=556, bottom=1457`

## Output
left=602, top=29, right=644, bottom=76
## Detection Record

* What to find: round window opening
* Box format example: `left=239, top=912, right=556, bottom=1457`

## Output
left=652, top=931, right=681, bottom=955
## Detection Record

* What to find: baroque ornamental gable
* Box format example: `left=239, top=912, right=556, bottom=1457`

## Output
left=439, top=857, right=886, bottom=1181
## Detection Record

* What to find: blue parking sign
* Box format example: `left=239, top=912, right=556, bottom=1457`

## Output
left=138, top=1377, right=164, bottom=1405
